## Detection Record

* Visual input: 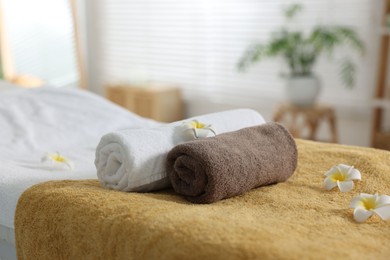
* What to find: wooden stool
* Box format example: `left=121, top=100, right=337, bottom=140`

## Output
left=273, top=103, right=338, bottom=143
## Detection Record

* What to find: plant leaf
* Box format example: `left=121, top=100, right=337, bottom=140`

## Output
left=334, top=26, right=365, bottom=54
left=339, top=58, right=356, bottom=88
left=237, top=44, right=264, bottom=71
left=284, top=3, right=303, bottom=20
left=310, top=26, right=341, bottom=54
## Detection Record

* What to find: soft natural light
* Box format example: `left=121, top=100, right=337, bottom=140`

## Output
left=2, top=0, right=77, bottom=87
left=95, top=0, right=375, bottom=106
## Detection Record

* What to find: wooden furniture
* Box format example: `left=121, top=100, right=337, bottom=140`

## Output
left=106, top=84, right=183, bottom=122
left=69, top=0, right=87, bottom=89
left=0, top=0, right=14, bottom=80
left=273, top=103, right=338, bottom=143
left=9, top=74, right=43, bottom=88
left=372, top=0, right=390, bottom=150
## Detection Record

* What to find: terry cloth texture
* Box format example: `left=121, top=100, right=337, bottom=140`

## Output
left=15, top=140, right=390, bottom=260
left=95, top=109, right=265, bottom=192
left=166, top=123, right=297, bottom=203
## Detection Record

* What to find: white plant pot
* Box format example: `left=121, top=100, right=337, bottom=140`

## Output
left=285, top=75, right=321, bottom=107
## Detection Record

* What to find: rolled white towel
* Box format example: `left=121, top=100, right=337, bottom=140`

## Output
left=95, top=109, right=266, bottom=192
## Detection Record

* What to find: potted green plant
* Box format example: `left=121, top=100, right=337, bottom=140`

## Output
left=238, top=3, right=365, bottom=106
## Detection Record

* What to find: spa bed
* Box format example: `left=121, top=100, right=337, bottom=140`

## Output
left=0, top=83, right=159, bottom=260
left=1, top=84, right=390, bottom=259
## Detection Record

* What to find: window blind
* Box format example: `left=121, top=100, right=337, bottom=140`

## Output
left=92, top=0, right=378, bottom=105
left=2, top=0, right=78, bottom=87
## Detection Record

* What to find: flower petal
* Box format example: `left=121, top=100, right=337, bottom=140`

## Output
left=353, top=208, right=373, bottom=223
left=337, top=180, right=354, bottom=192
left=324, top=166, right=338, bottom=177
left=186, top=128, right=198, bottom=139
left=373, top=205, right=390, bottom=220
left=205, top=126, right=217, bottom=136
left=194, top=128, right=210, bottom=139
left=41, top=152, right=74, bottom=170
left=324, top=177, right=337, bottom=190
left=337, top=164, right=351, bottom=173
left=41, top=153, right=53, bottom=163
left=347, top=168, right=361, bottom=181
left=64, top=160, right=74, bottom=170
left=182, top=122, right=193, bottom=129
left=350, top=196, right=364, bottom=209
left=377, top=195, right=390, bottom=207
left=359, top=193, right=373, bottom=199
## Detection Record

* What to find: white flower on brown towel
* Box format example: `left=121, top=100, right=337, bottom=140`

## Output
left=350, top=193, right=390, bottom=222
left=323, top=164, right=361, bottom=192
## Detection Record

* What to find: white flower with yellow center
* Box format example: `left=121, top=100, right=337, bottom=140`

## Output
left=41, top=152, right=74, bottom=170
left=182, top=120, right=216, bottom=139
left=350, top=193, right=390, bottom=223
left=323, top=164, right=361, bottom=192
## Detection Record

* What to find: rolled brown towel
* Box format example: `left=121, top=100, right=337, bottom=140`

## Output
left=166, top=122, right=297, bottom=204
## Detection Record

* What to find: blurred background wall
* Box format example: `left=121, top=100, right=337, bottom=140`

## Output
left=83, top=0, right=382, bottom=146
left=1, top=0, right=388, bottom=147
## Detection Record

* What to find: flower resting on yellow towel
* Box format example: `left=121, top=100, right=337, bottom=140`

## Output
left=323, top=164, right=361, bottom=192
left=350, top=193, right=390, bottom=222
left=41, top=152, right=74, bottom=170
left=182, top=120, right=216, bottom=139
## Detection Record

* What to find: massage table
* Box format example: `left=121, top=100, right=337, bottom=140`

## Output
left=1, top=84, right=389, bottom=259
left=0, top=83, right=159, bottom=260
left=14, top=139, right=390, bottom=260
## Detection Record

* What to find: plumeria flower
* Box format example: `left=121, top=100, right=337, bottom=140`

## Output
left=323, top=164, right=361, bottom=192
left=41, top=152, right=74, bottom=170
left=350, top=193, right=390, bottom=223
left=182, top=120, right=216, bottom=139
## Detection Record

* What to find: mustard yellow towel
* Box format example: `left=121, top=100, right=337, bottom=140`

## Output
left=15, top=140, right=390, bottom=260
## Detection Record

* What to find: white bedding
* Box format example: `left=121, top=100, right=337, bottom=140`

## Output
left=0, top=85, right=159, bottom=230
left=0, top=224, right=16, bottom=260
